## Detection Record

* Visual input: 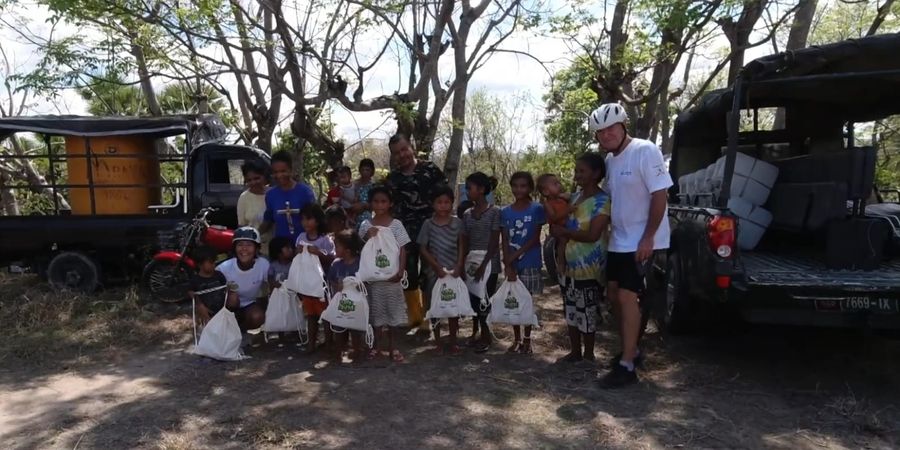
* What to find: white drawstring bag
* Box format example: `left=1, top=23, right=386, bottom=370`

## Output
left=285, top=249, right=326, bottom=298
left=426, top=273, right=476, bottom=320
left=192, top=287, right=247, bottom=361
left=321, top=276, right=375, bottom=347
left=464, top=250, right=492, bottom=301
left=487, top=279, right=540, bottom=327
left=262, top=286, right=307, bottom=339
left=358, top=226, right=401, bottom=282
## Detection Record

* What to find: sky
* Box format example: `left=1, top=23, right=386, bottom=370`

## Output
left=0, top=0, right=785, bottom=152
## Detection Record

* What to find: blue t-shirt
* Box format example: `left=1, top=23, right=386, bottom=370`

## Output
left=500, top=202, right=545, bottom=271
left=263, top=183, right=316, bottom=242
left=327, top=257, right=360, bottom=293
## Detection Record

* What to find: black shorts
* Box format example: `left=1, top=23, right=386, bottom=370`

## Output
left=606, top=252, right=650, bottom=294
left=233, top=302, right=260, bottom=331
left=469, top=273, right=499, bottom=318
left=404, top=243, right=423, bottom=291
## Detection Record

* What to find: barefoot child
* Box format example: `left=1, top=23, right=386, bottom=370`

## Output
left=358, top=186, right=411, bottom=362
left=500, top=172, right=545, bottom=354
left=549, top=153, right=611, bottom=363
left=537, top=173, right=574, bottom=279
left=417, top=185, right=466, bottom=355
left=296, top=204, right=336, bottom=353
left=462, top=172, right=501, bottom=353
left=327, top=230, right=364, bottom=362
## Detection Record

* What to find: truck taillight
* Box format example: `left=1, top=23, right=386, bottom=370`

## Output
left=708, top=216, right=736, bottom=259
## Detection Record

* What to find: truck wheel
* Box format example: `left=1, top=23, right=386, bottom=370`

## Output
left=662, top=252, right=694, bottom=334
left=142, top=260, right=191, bottom=303
left=47, top=252, right=100, bottom=293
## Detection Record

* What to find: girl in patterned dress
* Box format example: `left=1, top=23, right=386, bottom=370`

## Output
left=358, top=186, right=411, bottom=362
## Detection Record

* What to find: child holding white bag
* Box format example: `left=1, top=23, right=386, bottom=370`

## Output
left=462, top=172, right=501, bottom=353
left=327, top=229, right=364, bottom=362
left=358, top=186, right=410, bottom=362
left=417, top=185, right=466, bottom=355
left=500, top=172, right=546, bottom=355
left=296, top=204, right=336, bottom=354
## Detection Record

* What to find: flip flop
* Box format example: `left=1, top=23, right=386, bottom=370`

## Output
left=391, top=350, right=405, bottom=363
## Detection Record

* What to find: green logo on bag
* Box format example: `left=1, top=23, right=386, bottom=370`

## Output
left=440, top=284, right=456, bottom=302
left=338, top=294, right=356, bottom=313
left=467, top=263, right=477, bottom=277
left=504, top=295, right=519, bottom=310
left=375, top=249, right=390, bottom=268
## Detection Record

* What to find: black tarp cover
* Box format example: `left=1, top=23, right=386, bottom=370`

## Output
left=0, top=114, right=227, bottom=147
left=675, top=33, right=900, bottom=146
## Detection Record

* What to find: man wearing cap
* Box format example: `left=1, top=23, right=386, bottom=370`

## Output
left=588, top=103, right=673, bottom=388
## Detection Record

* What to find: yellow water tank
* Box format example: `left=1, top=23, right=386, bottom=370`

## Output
left=65, top=135, right=161, bottom=215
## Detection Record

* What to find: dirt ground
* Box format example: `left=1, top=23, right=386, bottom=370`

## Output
left=1, top=274, right=899, bottom=450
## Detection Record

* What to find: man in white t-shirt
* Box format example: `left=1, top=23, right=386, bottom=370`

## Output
left=589, top=103, right=673, bottom=388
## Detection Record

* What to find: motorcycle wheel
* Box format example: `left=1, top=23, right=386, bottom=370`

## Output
left=142, top=259, right=192, bottom=303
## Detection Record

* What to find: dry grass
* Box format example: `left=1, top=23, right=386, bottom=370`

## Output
left=155, top=432, right=199, bottom=450
left=0, top=273, right=190, bottom=368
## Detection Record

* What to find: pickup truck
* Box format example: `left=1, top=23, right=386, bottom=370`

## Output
left=660, top=34, right=900, bottom=332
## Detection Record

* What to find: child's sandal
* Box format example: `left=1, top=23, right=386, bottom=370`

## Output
left=448, top=345, right=462, bottom=355
left=391, top=350, right=405, bottom=363
left=366, top=348, right=380, bottom=360
left=507, top=341, right=521, bottom=353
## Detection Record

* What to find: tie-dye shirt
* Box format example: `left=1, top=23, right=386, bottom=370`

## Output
left=565, top=190, right=611, bottom=281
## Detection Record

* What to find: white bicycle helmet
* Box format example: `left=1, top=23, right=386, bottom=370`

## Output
left=588, top=103, right=628, bottom=133
left=232, top=226, right=261, bottom=244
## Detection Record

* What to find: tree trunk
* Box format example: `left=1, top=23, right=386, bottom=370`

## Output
left=0, top=171, right=19, bottom=216
left=129, top=37, right=162, bottom=117
left=774, top=0, right=817, bottom=128
left=866, top=0, right=896, bottom=37
left=444, top=84, right=468, bottom=188
left=593, top=0, right=630, bottom=102
left=721, top=0, right=770, bottom=84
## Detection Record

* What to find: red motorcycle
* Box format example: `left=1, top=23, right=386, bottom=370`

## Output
left=142, top=207, right=234, bottom=303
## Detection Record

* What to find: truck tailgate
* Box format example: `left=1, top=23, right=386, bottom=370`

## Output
left=741, top=252, right=900, bottom=290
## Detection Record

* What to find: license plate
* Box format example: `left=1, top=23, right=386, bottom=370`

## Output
left=839, top=297, right=899, bottom=313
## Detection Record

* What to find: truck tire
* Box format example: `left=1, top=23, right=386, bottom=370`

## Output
left=47, top=252, right=100, bottom=293
left=662, top=251, right=695, bottom=334
left=142, top=259, right=191, bottom=303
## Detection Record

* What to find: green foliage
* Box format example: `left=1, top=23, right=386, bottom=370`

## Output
left=543, top=56, right=597, bottom=157
left=518, top=146, right=577, bottom=193
left=272, top=109, right=341, bottom=196
left=809, top=0, right=900, bottom=45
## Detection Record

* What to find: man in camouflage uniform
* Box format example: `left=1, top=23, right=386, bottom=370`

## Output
left=387, top=133, right=448, bottom=330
